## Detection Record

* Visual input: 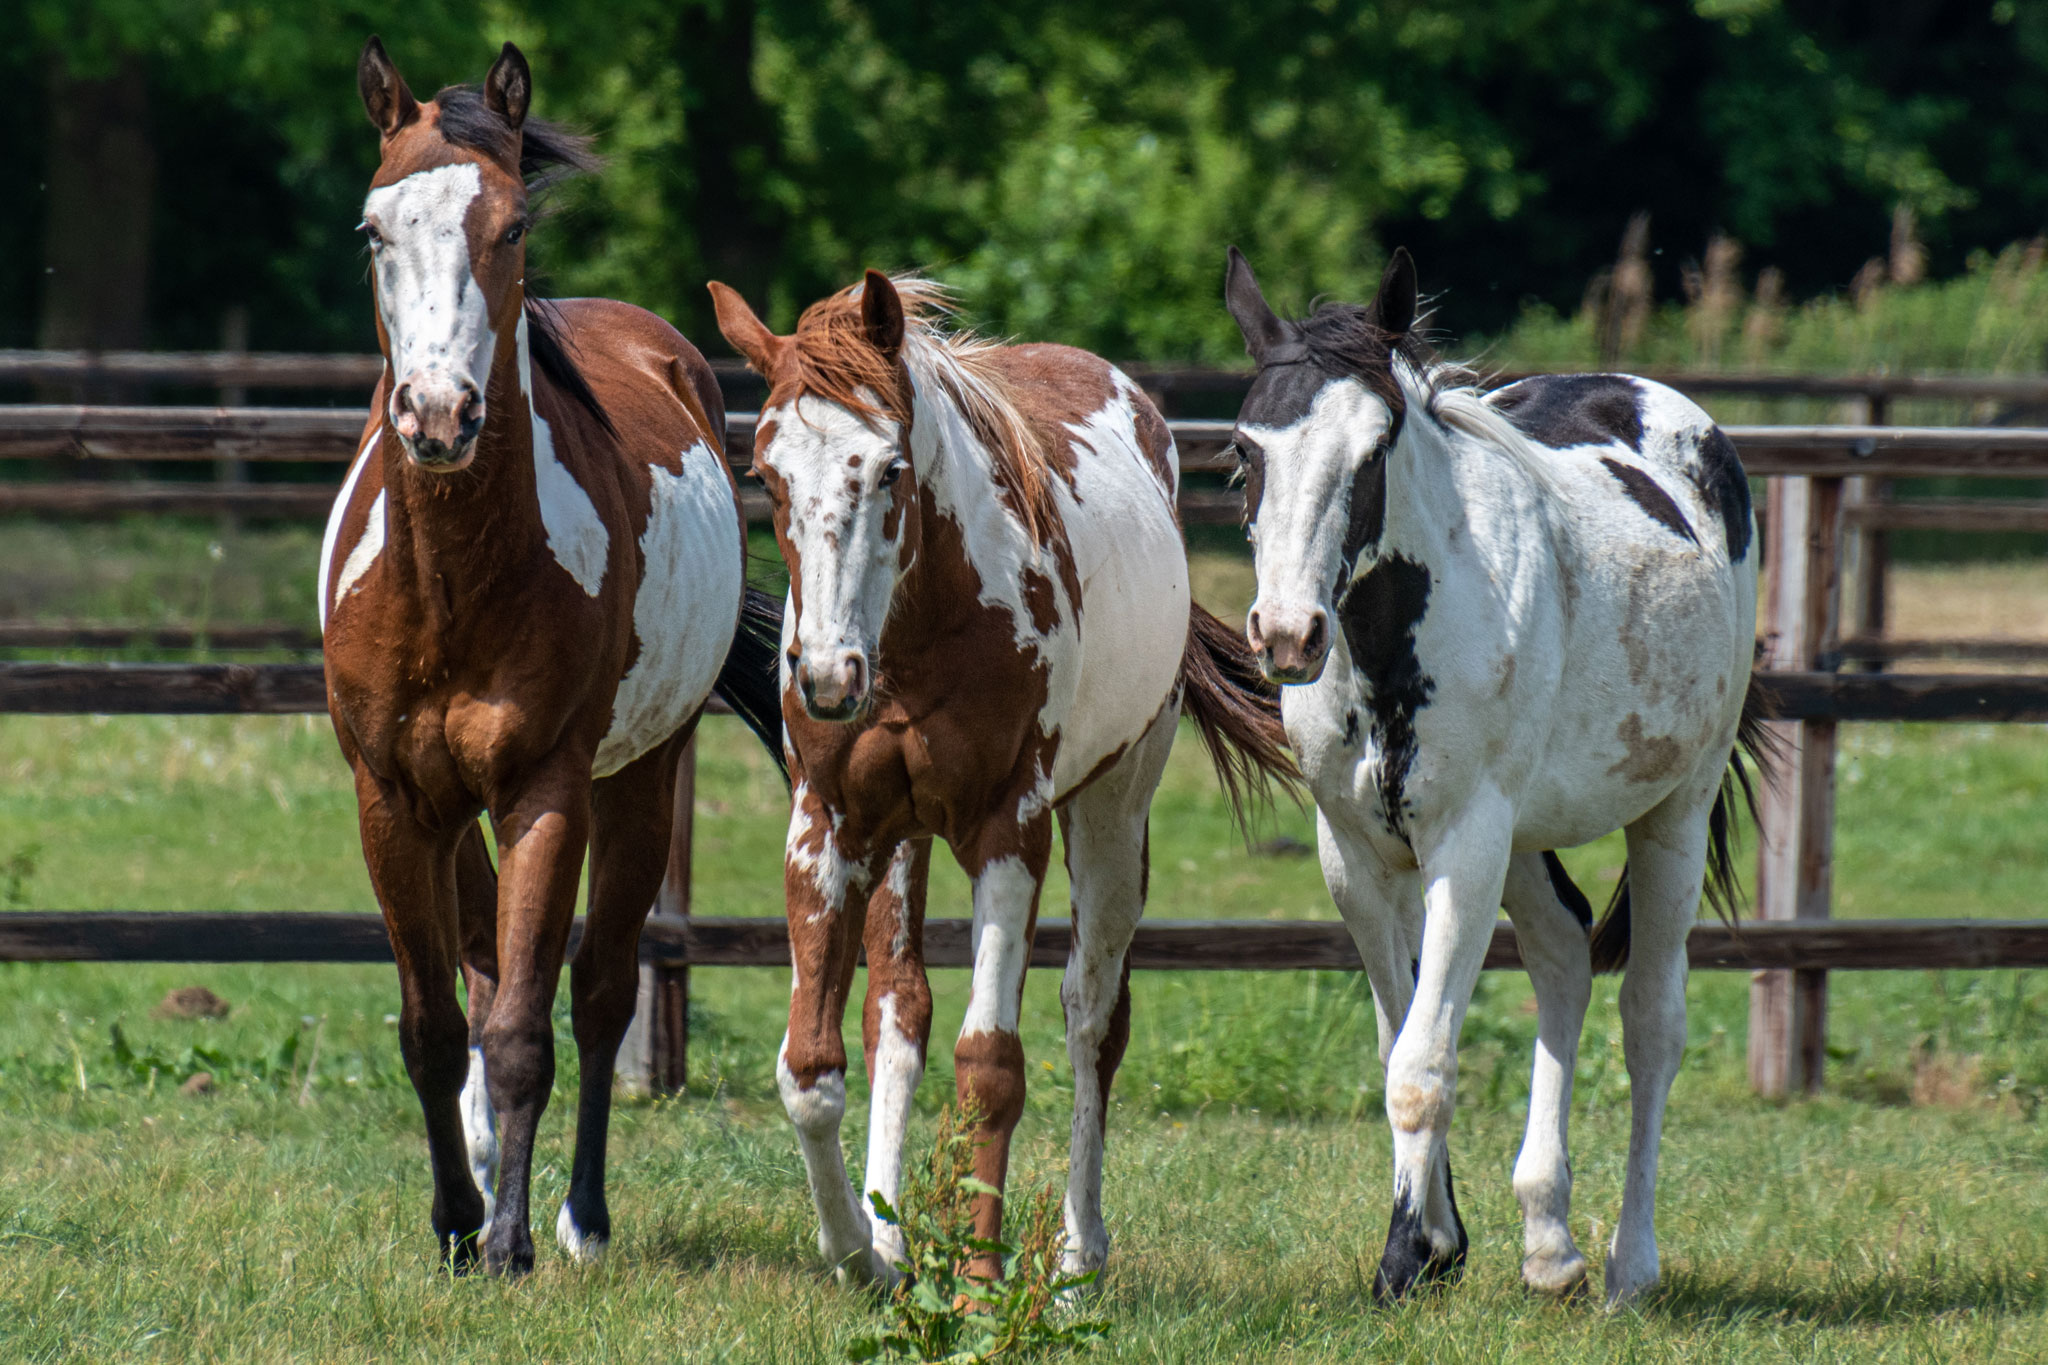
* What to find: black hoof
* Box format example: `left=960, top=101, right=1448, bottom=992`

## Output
left=1370, top=1199, right=1468, bottom=1303
left=439, top=1226, right=486, bottom=1274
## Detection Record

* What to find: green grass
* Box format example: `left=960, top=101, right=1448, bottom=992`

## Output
left=5, top=713, right=2048, bottom=1360
left=6, top=520, right=2048, bottom=1359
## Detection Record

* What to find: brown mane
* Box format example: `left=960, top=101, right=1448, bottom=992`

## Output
left=779, top=276, right=1061, bottom=544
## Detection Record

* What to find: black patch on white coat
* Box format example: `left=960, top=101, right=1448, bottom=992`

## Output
left=1343, top=707, right=1362, bottom=747
left=1341, top=456, right=1388, bottom=572
left=1491, top=374, right=1644, bottom=452
left=1599, top=457, right=1698, bottom=546
left=1338, top=555, right=1434, bottom=842
left=1540, top=850, right=1594, bottom=931
left=1691, top=426, right=1753, bottom=561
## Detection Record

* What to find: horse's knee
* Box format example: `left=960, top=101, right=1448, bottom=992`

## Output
left=481, top=1011, right=554, bottom=1110
left=779, top=1045, right=848, bottom=1140
left=955, top=1030, right=1026, bottom=1133
left=399, top=1000, right=470, bottom=1092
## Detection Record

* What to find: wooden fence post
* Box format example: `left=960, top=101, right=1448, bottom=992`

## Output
left=618, top=734, right=695, bottom=1095
left=1751, top=473, right=1844, bottom=1096
left=1845, top=391, right=1891, bottom=672
left=216, top=307, right=250, bottom=538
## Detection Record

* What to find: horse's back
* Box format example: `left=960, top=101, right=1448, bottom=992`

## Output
left=1488, top=372, right=1752, bottom=566
left=542, top=297, right=727, bottom=460
left=986, top=344, right=1189, bottom=798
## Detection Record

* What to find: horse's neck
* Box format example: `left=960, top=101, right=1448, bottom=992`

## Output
left=1375, top=414, right=1473, bottom=567
left=895, top=375, right=1042, bottom=629
left=379, top=312, right=543, bottom=604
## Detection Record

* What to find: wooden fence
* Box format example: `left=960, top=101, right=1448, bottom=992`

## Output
left=8, top=368, right=2048, bottom=1095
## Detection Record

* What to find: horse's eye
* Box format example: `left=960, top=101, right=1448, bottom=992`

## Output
left=359, top=221, right=384, bottom=248
left=880, top=458, right=908, bottom=487
left=1227, top=441, right=1249, bottom=466
left=505, top=222, right=526, bottom=245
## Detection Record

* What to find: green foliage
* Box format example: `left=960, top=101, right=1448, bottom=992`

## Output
left=1498, top=238, right=2048, bottom=383
left=11, top=1, right=2048, bottom=351
left=847, top=1102, right=1107, bottom=1365
left=2, top=844, right=38, bottom=909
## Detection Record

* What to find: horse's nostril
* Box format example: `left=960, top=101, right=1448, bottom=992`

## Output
left=1247, top=610, right=1264, bottom=646
left=1304, top=615, right=1327, bottom=655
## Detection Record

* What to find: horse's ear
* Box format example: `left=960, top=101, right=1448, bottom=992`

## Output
left=1224, top=247, right=1288, bottom=363
left=359, top=36, right=420, bottom=138
left=484, top=42, right=531, bottom=132
left=708, top=281, right=786, bottom=376
left=861, top=270, right=905, bottom=360
left=1371, top=247, right=1418, bottom=339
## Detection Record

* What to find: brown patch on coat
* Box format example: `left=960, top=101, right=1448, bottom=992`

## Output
left=155, top=986, right=231, bottom=1020
left=1607, top=713, right=1683, bottom=784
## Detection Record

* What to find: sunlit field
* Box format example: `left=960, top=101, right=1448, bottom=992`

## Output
left=4, top=525, right=2048, bottom=1360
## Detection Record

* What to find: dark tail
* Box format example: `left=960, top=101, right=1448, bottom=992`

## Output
left=1179, top=603, right=1305, bottom=835
left=1588, top=673, right=1780, bottom=974
left=712, top=586, right=790, bottom=786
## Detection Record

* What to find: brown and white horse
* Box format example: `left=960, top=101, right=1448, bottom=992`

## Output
left=710, top=272, right=1298, bottom=1284
left=322, top=38, right=782, bottom=1274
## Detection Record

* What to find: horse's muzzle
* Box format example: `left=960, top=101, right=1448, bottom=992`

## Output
left=392, top=371, right=485, bottom=472
left=795, top=646, right=870, bottom=723
left=1248, top=603, right=1330, bottom=686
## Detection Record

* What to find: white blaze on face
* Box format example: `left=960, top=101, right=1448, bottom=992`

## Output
left=516, top=315, right=609, bottom=596
left=1245, top=378, right=1394, bottom=624
left=362, top=163, right=498, bottom=404
left=763, top=396, right=906, bottom=665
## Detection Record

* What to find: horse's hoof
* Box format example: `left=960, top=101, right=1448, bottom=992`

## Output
left=1522, top=1250, right=1590, bottom=1300
left=556, top=1203, right=609, bottom=1265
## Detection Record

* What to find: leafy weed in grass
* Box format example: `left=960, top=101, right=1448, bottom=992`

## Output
left=3, top=842, right=38, bottom=907
left=848, top=1102, right=1107, bottom=1364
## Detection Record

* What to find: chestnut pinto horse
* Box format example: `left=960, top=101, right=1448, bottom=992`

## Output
left=710, top=273, right=1297, bottom=1283
left=1222, top=247, right=1767, bottom=1306
left=323, top=39, right=781, bottom=1274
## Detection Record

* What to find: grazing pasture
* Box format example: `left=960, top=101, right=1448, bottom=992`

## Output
left=5, top=528, right=2048, bottom=1359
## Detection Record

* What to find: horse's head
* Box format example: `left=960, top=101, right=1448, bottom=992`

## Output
left=356, top=38, right=539, bottom=472
left=1222, top=247, right=1419, bottom=686
left=710, top=271, right=924, bottom=723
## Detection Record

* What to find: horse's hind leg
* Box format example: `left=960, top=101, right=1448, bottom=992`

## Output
left=1055, top=704, right=1175, bottom=1281
left=1500, top=851, right=1592, bottom=1297
left=1607, top=782, right=1714, bottom=1307
left=859, top=837, right=933, bottom=1274
left=352, top=769, right=486, bottom=1266
left=454, top=822, right=501, bottom=1232
left=559, top=730, right=689, bottom=1263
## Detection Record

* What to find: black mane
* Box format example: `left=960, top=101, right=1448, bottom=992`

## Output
left=432, top=86, right=612, bottom=436
left=433, top=85, right=601, bottom=190
left=1293, top=302, right=1434, bottom=414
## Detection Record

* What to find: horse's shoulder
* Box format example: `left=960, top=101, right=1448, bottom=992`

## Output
left=533, top=297, right=725, bottom=459
left=984, top=344, right=1172, bottom=477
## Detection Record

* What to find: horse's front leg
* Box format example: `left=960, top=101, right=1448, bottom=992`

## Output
left=1374, top=795, right=1513, bottom=1301
left=955, top=812, right=1053, bottom=1282
left=479, top=764, right=592, bottom=1276
left=559, top=730, right=690, bottom=1263
left=352, top=769, right=485, bottom=1267
left=1501, top=851, right=1593, bottom=1298
left=860, top=837, right=934, bottom=1274
left=454, top=821, right=501, bottom=1234
left=780, top=783, right=884, bottom=1282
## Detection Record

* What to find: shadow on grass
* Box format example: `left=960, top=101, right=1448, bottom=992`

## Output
left=1655, top=1263, right=2048, bottom=1327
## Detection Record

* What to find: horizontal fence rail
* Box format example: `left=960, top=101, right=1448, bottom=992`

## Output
left=9, top=348, right=2048, bottom=406
left=3, top=912, right=2043, bottom=974
left=9, top=404, right=2048, bottom=476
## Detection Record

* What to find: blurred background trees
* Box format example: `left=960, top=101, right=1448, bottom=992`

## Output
left=4, top=0, right=2044, bottom=367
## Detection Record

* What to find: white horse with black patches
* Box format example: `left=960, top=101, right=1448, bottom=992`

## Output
left=1221, top=245, right=1767, bottom=1306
